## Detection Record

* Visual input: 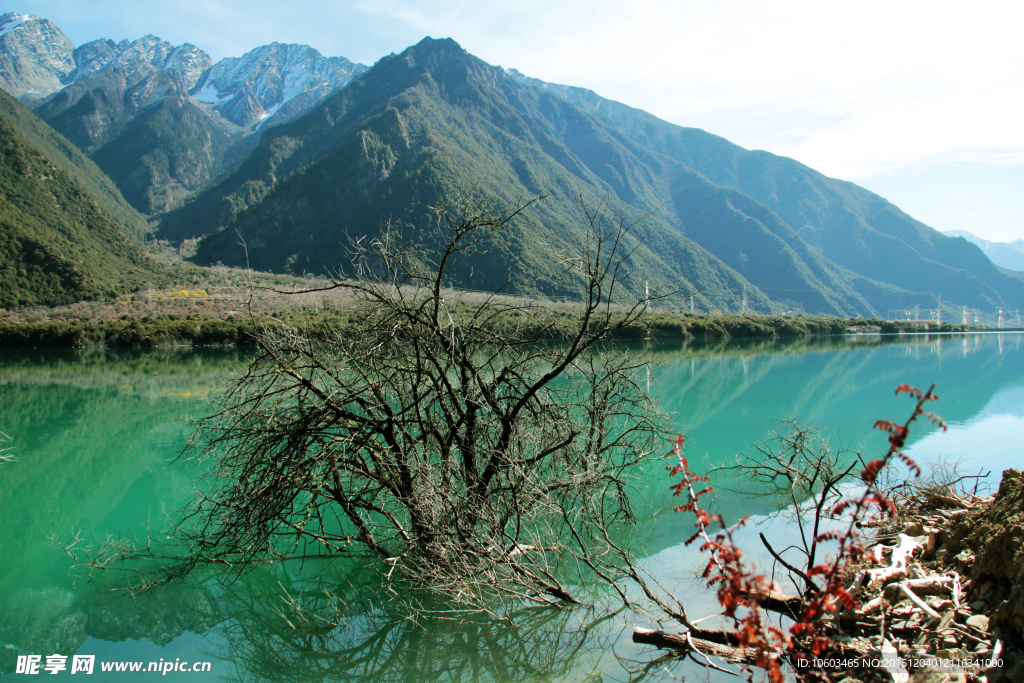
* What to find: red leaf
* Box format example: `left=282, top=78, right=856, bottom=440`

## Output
left=897, top=452, right=922, bottom=477
left=835, top=586, right=858, bottom=610
left=861, top=459, right=885, bottom=484
left=895, top=384, right=923, bottom=400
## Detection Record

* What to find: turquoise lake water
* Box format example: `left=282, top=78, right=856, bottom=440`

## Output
left=0, top=333, right=1021, bottom=682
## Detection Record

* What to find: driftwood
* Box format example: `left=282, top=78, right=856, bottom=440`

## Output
left=634, top=627, right=874, bottom=662
left=861, top=533, right=923, bottom=587
left=632, top=627, right=755, bottom=663
left=737, top=588, right=804, bottom=618
left=927, top=492, right=972, bottom=509
left=882, top=576, right=952, bottom=602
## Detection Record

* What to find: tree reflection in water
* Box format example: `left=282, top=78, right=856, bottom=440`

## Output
left=208, top=564, right=621, bottom=683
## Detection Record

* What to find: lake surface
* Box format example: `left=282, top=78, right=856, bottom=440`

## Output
left=1, top=333, right=1022, bottom=682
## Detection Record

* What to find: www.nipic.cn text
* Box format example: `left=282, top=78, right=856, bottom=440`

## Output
left=15, top=655, right=213, bottom=675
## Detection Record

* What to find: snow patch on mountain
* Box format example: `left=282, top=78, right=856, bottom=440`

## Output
left=193, top=80, right=232, bottom=103
left=0, top=12, right=368, bottom=133
left=191, top=42, right=368, bottom=128
left=0, top=13, right=29, bottom=38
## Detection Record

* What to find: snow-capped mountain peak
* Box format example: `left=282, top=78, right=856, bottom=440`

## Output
left=0, top=12, right=76, bottom=100
left=0, top=12, right=369, bottom=133
left=72, top=34, right=211, bottom=89
left=190, top=42, right=368, bottom=128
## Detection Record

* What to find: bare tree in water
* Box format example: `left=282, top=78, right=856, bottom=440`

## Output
left=94, top=192, right=677, bottom=615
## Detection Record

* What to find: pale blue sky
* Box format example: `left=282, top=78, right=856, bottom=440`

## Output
left=5, top=0, right=1023, bottom=242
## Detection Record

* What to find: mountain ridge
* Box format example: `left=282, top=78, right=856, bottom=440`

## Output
left=163, top=37, right=1022, bottom=315
left=0, top=12, right=370, bottom=215
left=1, top=18, right=1020, bottom=317
left=944, top=230, right=1024, bottom=272
left=504, top=67, right=1024, bottom=313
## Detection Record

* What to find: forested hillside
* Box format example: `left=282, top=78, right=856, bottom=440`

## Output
left=0, top=102, right=168, bottom=306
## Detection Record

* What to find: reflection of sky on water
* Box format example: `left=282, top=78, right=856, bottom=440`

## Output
left=651, top=338, right=1024, bottom=636
left=907, top=383, right=1024, bottom=488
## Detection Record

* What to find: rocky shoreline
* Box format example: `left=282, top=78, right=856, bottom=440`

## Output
left=633, top=469, right=1024, bottom=683
left=820, top=468, right=1022, bottom=683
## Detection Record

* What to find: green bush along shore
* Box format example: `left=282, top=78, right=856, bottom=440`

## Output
left=0, top=309, right=969, bottom=350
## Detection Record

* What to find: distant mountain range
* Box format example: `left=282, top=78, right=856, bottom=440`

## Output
left=1, top=11, right=1021, bottom=315
left=943, top=230, right=1024, bottom=272
left=0, top=12, right=367, bottom=214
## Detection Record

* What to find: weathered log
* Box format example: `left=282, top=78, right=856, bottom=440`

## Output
left=632, top=627, right=755, bottom=663
left=928, top=492, right=972, bottom=509
left=737, top=588, right=803, bottom=618
left=882, top=575, right=952, bottom=602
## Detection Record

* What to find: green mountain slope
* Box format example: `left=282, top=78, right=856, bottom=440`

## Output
left=0, top=105, right=169, bottom=307
left=160, top=38, right=869, bottom=314
left=526, top=78, right=1024, bottom=312
left=156, top=37, right=1024, bottom=315
left=0, top=88, right=149, bottom=241
left=34, top=65, right=248, bottom=215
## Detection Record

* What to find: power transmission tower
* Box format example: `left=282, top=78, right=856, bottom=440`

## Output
left=962, top=307, right=968, bottom=325
left=999, top=309, right=1004, bottom=329
left=937, top=296, right=942, bottom=325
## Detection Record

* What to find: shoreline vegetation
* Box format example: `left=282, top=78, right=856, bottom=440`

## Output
left=0, top=308, right=976, bottom=350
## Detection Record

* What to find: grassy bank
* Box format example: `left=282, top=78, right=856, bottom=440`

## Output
left=0, top=310, right=972, bottom=350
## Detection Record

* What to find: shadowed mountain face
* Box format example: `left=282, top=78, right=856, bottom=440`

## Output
left=34, top=64, right=249, bottom=215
